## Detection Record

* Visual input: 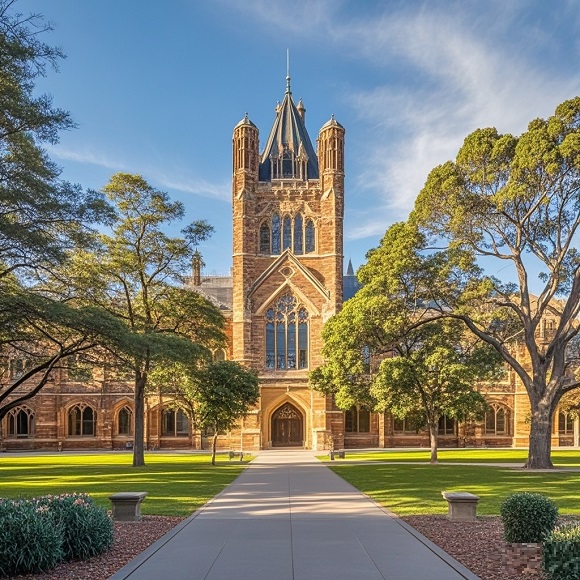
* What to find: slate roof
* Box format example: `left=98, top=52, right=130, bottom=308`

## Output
left=258, top=77, right=319, bottom=181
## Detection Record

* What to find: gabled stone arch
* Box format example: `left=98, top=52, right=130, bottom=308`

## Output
left=263, top=392, right=310, bottom=448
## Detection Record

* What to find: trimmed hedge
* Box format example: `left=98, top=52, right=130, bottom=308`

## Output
left=543, top=523, right=580, bottom=580
left=500, top=492, right=558, bottom=543
left=0, top=493, right=113, bottom=576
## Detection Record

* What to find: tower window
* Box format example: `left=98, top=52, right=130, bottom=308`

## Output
left=293, top=214, right=303, bottom=254
left=305, top=219, right=315, bottom=253
left=260, top=222, right=271, bottom=254
left=272, top=214, right=281, bottom=254
left=282, top=216, right=292, bottom=251
left=265, top=293, right=309, bottom=370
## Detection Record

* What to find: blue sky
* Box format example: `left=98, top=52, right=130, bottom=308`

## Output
left=17, top=0, right=580, bottom=279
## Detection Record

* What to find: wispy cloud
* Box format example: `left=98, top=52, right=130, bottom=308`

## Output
left=50, top=145, right=230, bottom=202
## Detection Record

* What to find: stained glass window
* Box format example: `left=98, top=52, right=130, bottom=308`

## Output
left=294, top=214, right=303, bottom=254
left=272, top=214, right=281, bottom=254
left=283, top=215, right=292, bottom=251
left=265, top=294, right=309, bottom=370
left=305, top=219, right=315, bottom=253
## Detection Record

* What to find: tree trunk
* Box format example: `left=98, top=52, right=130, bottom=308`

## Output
left=428, top=421, right=438, bottom=464
left=525, top=399, right=554, bottom=469
left=211, top=432, right=218, bottom=466
left=133, top=374, right=147, bottom=467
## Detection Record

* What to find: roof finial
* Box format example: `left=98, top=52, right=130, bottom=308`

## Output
left=286, top=49, right=291, bottom=94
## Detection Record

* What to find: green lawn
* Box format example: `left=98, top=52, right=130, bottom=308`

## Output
left=0, top=453, right=249, bottom=516
left=324, top=448, right=580, bottom=466
left=325, top=449, right=580, bottom=516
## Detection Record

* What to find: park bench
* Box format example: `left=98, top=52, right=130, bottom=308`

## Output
left=228, top=450, right=244, bottom=462
left=441, top=491, right=479, bottom=521
left=109, top=491, right=148, bottom=522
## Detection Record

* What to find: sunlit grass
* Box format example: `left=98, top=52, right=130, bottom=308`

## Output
left=0, top=453, right=250, bottom=516
left=325, top=449, right=580, bottom=516
left=321, top=448, right=580, bottom=466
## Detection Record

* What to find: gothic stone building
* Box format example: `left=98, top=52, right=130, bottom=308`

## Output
left=1, top=79, right=579, bottom=451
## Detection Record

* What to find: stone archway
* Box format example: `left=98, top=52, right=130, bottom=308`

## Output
left=271, top=402, right=303, bottom=447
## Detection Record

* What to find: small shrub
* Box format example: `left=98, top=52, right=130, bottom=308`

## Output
left=0, top=498, right=63, bottom=576
left=542, top=523, right=580, bottom=580
left=36, top=493, right=114, bottom=560
left=500, top=492, right=558, bottom=543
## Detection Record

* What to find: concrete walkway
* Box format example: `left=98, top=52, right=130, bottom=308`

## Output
left=110, top=450, right=478, bottom=580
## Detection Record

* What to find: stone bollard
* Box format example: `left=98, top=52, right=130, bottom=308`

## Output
left=109, top=492, right=148, bottom=522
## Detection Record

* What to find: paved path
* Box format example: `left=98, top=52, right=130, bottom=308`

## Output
left=110, top=450, right=478, bottom=580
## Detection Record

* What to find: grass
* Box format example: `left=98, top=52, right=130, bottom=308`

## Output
left=323, top=448, right=580, bottom=466
left=0, top=452, right=250, bottom=516
left=324, top=449, right=580, bottom=516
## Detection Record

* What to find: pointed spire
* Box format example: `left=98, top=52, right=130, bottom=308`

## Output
left=286, top=49, right=291, bottom=94
left=346, top=258, right=354, bottom=276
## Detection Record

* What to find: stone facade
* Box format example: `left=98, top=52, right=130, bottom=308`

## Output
left=2, top=80, right=579, bottom=453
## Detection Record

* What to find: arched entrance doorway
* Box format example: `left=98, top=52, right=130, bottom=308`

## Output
left=271, top=402, right=303, bottom=447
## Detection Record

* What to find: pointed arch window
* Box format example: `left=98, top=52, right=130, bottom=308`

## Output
left=118, top=405, right=133, bottom=436
left=485, top=405, right=510, bottom=435
left=293, top=214, right=303, bottom=254
left=259, top=222, right=271, bottom=254
left=68, top=404, right=96, bottom=437
left=558, top=411, right=574, bottom=435
left=282, top=216, right=292, bottom=251
left=162, top=409, right=189, bottom=436
left=8, top=406, right=35, bottom=438
left=271, top=214, right=281, bottom=254
left=305, top=219, right=315, bottom=253
left=265, top=293, right=309, bottom=370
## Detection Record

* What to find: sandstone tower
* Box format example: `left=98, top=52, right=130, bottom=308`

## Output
left=231, top=74, right=345, bottom=449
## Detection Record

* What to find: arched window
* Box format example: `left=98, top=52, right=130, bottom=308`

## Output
left=265, top=293, right=309, bottom=370
left=345, top=406, right=370, bottom=433
left=8, top=406, right=35, bottom=438
left=162, top=409, right=189, bottom=436
left=68, top=404, right=96, bottom=437
left=259, top=222, right=271, bottom=254
left=293, top=214, right=303, bottom=254
left=485, top=405, right=510, bottom=435
left=118, top=405, right=133, bottom=436
left=558, top=411, right=574, bottom=435
left=282, top=215, right=292, bottom=251
left=271, top=214, right=281, bottom=254
left=438, top=414, right=456, bottom=435
left=305, top=219, right=315, bottom=253
left=214, top=349, right=226, bottom=361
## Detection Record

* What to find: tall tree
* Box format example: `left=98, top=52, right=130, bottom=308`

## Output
left=0, top=1, right=111, bottom=279
left=310, top=223, right=498, bottom=462
left=68, top=173, right=222, bottom=467
left=150, top=360, right=260, bottom=465
left=411, top=96, right=580, bottom=468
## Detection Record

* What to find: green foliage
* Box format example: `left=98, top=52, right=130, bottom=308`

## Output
left=500, top=492, right=558, bottom=543
left=0, top=498, right=63, bottom=576
left=35, top=493, right=113, bottom=560
left=409, top=96, right=580, bottom=468
left=543, top=523, right=580, bottom=580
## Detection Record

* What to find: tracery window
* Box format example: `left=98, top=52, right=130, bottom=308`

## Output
left=118, top=405, right=133, bottom=436
left=558, top=411, right=574, bottom=435
left=68, top=404, right=96, bottom=437
left=265, top=294, right=308, bottom=370
left=162, top=409, right=189, bottom=436
left=7, top=406, right=35, bottom=438
left=485, top=405, right=510, bottom=435
left=258, top=214, right=315, bottom=255
left=345, top=406, right=370, bottom=433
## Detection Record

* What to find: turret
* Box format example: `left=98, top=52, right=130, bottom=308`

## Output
left=232, top=113, right=259, bottom=194
left=317, top=115, right=345, bottom=191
